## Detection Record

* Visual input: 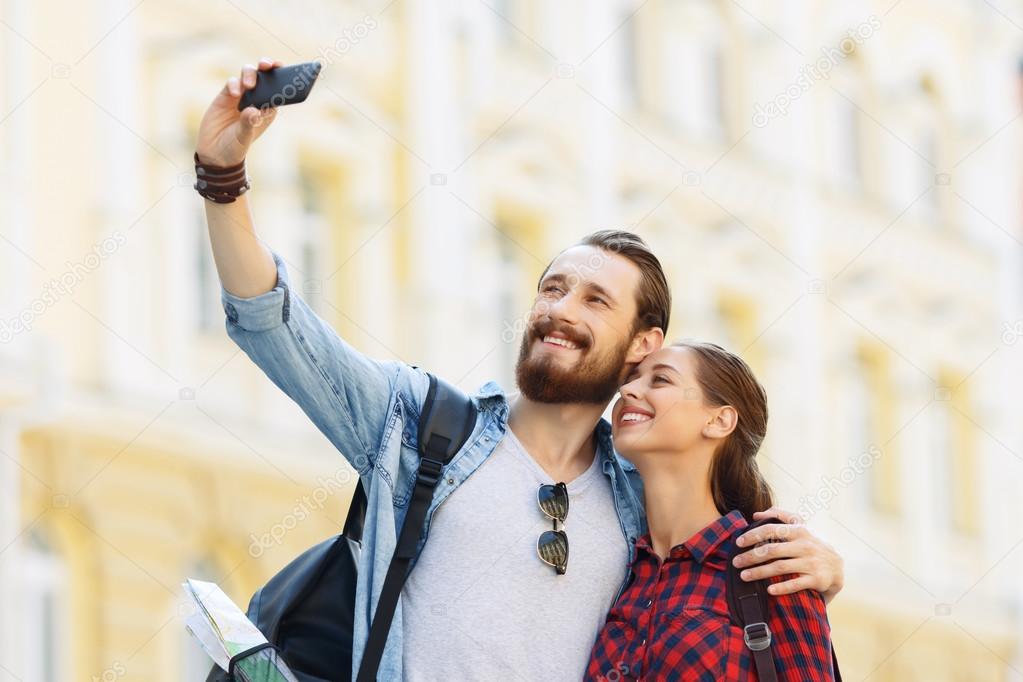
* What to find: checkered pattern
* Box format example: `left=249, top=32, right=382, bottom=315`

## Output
left=585, top=510, right=835, bottom=681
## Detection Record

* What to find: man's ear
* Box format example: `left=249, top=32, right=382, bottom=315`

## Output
left=625, top=327, right=665, bottom=364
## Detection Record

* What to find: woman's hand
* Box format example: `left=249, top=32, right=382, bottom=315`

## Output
left=731, top=507, right=845, bottom=604
left=195, top=57, right=284, bottom=167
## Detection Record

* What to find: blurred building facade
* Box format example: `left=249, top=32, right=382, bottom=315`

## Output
left=1, top=0, right=1022, bottom=679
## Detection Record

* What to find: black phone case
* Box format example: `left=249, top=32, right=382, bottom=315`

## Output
left=238, top=61, right=322, bottom=111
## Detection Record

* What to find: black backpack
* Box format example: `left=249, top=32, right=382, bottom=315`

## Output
left=206, top=372, right=477, bottom=682
left=726, top=517, right=843, bottom=681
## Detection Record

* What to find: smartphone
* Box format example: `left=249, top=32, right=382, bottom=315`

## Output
left=238, top=61, right=322, bottom=111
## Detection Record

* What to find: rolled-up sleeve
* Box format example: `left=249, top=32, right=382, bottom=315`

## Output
left=220, top=249, right=426, bottom=474
left=220, top=259, right=290, bottom=333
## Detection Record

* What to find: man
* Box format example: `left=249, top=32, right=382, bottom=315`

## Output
left=196, top=59, right=844, bottom=680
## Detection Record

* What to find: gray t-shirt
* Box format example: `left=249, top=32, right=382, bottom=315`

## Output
left=401, top=428, right=630, bottom=680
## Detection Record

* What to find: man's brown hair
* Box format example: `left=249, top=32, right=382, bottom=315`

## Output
left=537, top=230, right=672, bottom=334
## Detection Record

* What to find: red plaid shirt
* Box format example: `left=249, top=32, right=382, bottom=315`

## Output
left=585, top=510, right=835, bottom=681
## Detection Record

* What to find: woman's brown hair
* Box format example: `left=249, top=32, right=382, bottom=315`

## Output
left=672, top=340, right=773, bottom=521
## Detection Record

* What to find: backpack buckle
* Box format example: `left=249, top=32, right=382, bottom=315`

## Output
left=417, top=457, right=444, bottom=487
left=743, top=622, right=772, bottom=651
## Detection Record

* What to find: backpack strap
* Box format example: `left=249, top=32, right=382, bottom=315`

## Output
left=356, top=371, right=477, bottom=681
left=726, top=518, right=780, bottom=682
left=727, top=517, right=843, bottom=682
left=343, top=480, right=368, bottom=543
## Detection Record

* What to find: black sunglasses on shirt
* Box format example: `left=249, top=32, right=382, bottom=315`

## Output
left=536, top=482, right=569, bottom=575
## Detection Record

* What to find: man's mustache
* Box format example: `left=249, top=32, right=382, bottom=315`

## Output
left=528, top=319, right=591, bottom=350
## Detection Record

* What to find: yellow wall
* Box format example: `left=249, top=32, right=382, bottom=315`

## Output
left=17, top=422, right=356, bottom=680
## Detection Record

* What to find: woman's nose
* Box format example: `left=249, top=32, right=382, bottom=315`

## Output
left=620, top=378, right=642, bottom=400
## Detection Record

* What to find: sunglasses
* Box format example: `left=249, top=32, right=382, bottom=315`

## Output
left=536, top=482, right=569, bottom=575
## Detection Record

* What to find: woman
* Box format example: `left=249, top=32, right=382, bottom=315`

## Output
left=585, top=341, right=835, bottom=681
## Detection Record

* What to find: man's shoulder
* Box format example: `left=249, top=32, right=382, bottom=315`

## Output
left=400, top=373, right=510, bottom=428
left=472, top=379, right=507, bottom=402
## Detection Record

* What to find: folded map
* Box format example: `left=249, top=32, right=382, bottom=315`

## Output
left=183, top=578, right=298, bottom=682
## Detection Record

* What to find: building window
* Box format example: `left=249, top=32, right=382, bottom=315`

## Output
left=933, top=372, right=979, bottom=535
left=196, top=209, right=221, bottom=333
left=298, top=165, right=330, bottom=315
left=716, top=292, right=760, bottom=372
left=663, top=40, right=725, bottom=138
left=496, top=227, right=521, bottom=391
left=849, top=345, right=899, bottom=516
left=23, top=529, right=68, bottom=682
left=909, top=76, right=942, bottom=220
left=835, top=95, right=863, bottom=189
left=494, top=205, right=545, bottom=391
left=620, top=10, right=641, bottom=108
left=491, top=0, right=516, bottom=46
left=847, top=354, right=876, bottom=511
left=918, top=128, right=940, bottom=216
left=707, top=45, right=727, bottom=138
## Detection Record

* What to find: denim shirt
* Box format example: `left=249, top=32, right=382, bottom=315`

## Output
left=219, top=249, right=647, bottom=680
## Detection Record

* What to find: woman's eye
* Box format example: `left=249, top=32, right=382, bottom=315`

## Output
left=543, top=286, right=562, bottom=294
left=652, top=375, right=669, bottom=384
left=589, top=296, right=607, bottom=306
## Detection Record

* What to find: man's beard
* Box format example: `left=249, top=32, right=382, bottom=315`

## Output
left=514, top=319, right=633, bottom=405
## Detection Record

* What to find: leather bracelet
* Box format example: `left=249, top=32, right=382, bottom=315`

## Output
left=193, top=151, right=250, bottom=203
